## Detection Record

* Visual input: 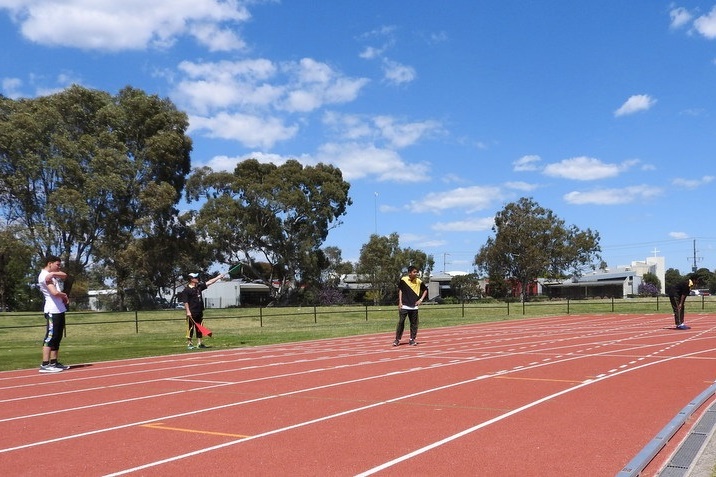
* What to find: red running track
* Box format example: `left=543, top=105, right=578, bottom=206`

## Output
left=2, top=313, right=716, bottom=476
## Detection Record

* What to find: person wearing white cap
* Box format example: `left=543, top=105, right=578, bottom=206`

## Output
left=178, top=271, right=224, bottom=349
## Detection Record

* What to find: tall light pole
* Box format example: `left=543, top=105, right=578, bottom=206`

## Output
left=374, top=192, right=378, bottom=235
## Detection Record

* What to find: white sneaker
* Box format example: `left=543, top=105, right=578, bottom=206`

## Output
left=39, top=364, right=63, bottom=373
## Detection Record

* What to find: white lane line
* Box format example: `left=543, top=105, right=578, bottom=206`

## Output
left=102, top=346, right=713, bottom=476
left=0, top=353, right=416, bottom=424
left=3, top=318, right=709, bottom=460
left=1, top=335, right=646, bottom=452
left=355, top=347, right=714, bottom=476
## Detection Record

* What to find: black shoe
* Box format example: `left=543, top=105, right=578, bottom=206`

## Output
left=393, top=340, right=400, bottom=346
left=409, top=339, right=417, bottom=346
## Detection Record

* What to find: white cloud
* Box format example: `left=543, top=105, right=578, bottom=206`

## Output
left=397, top=234, right=447, bottom=250
left=543, top=156, right=634, bottom=180
left=408, top=186, right=504, bottom=213
left=669, top=231, right=689, bottom=239
left=173, top=57, right=370, bottom=148
left=382, top=59, right=416, bottom=85
left=2, top=77, right=23, bottom=98
left=563, top=185, right=662, bottom=205
left=322, top=111, right=374, bottom=141
left=513, top=154, right=541, bottom=172
left=1, top=0, right=251, bottom=51
left=189, top=112, right=299, bottom=149
left=372, top=115, right=442, bottom=148
left=694, top=6, right=716, bottom=39
left=614, top=94, right=657, bottom=117
left=427, top=31, right=449, bottom=44
left=432, top=217, right=494, bottom=232
left=359, top=46, right=386, bottom=60
left=504, top=181, right=538, bottom=192
left=358, top=25, right=397, bottom=40
left=672, top=175, right=715, bottom=189
left=173, top=58, right=369, bottom=117
left=357, top=25, right=395, bottom=61
left=178, top=58, right=276, bottom=80
left=189, top=23, right=247, bottom=52
left=173, top=59, right=280, bottom=114
left=356, top=25, right=415, bottom=85
left=316, top=142, right=430, bottom=182
left=279, top=58, right=370, bottom=113
left=202, top=152, right=311, bottom=172
left=669, top=7, right=693, bottom=30
left=322, top=111, right=442, bottom=149
left=441, top=173, right=469, bottom=184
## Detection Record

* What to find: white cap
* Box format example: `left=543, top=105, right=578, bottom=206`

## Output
left=188, top=273, right=199, bottom=278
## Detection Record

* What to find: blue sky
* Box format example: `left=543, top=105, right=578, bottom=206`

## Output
left=2, top=1, right=716, bottom=275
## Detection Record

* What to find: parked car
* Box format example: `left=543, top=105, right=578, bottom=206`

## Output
left=690, top=289, right=711, bottom=296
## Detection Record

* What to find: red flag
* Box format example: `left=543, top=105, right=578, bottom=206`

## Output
left=194, top=321, right=213, bottom=338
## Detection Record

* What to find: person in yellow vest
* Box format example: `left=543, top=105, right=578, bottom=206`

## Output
left=393, top=266, right=428, bottom=346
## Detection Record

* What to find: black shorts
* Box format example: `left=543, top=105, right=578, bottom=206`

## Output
left=43, top=312, right=66, bottom=350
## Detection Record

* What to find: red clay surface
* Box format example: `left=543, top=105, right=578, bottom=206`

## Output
left=2, top=313, right=716, bottom=476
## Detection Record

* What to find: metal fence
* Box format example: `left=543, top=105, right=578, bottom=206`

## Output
left=3, top=296, right=715, bottom=335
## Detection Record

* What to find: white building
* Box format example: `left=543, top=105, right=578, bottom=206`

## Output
left=623, top=255, right=666, bottom=294
left=164, top=279, right=271, bottom=309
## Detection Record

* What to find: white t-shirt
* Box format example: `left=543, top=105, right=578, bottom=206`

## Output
left=38, top=269, right=67, bottom=314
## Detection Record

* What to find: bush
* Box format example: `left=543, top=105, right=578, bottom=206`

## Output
left=318, top=287, right=347, bottom=305
left=638, top=283, right=659, bottom=297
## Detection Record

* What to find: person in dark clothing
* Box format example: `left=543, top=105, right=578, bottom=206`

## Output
left=393, top=266, right=428, bottom=346
left=179, top=272, right=224, bottom=349
left=667, top=275, right=697, bottom=330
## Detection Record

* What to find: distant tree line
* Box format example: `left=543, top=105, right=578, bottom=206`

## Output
left=0, top=85, right=434, bottom=311
left=4, top=85, right=675, bottom=311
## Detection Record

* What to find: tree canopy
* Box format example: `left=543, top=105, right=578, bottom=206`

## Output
left=185, top=158, right=352, bottom=300
left=355, top=233, right=434, bottom=304
left=474, top=197, right=601, bottom=300
left=0, top=85, right=194, bottom=307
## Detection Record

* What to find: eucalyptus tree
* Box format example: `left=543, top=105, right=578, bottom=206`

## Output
left=474, top=197, right=601, bottom=301
left=0, top=85, right=193, bottom=304
left=186, top=159, right=352, bottom=299
left=355, top=233, right=434, bottom=304
left=450, top=273, right=483, bottom=302
left=321, top=246, right=354, bottom=287
left=0, top=226, right=35, bottom=311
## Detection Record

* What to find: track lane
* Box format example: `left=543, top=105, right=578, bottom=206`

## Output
left=1, top=314, right=715, bottom=476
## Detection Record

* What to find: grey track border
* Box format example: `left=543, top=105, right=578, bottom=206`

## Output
left=616, top=382, right=716, bottom=477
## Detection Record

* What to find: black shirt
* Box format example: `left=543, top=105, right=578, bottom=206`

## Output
left=179, top=282, right=207, bottom=315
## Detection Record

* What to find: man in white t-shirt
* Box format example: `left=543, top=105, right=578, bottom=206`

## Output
left=37, top=255, right=70, bottom=373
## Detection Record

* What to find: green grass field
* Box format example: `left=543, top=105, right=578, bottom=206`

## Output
left=2, top=297, right=713, bottom=372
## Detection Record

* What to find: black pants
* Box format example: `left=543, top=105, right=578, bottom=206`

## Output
left=668, top=295, right=685, bottom=326
left=395, top=309, right=419, bottom=341
left=187, top=313, right=204, bottom=339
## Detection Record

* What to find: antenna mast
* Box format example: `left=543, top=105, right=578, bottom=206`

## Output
left=688, top=239, right=702, bottom=272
